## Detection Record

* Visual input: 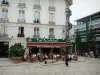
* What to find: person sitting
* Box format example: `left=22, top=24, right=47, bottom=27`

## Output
left=68, top=54, right=71, bottom=61
left=53, top=54, right=56, bottom=60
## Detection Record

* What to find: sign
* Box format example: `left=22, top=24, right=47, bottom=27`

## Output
left=27, top=38, right=70, bottom=43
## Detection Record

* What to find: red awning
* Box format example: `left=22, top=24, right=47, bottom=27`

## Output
left=27, top=43, right=71, bottom=48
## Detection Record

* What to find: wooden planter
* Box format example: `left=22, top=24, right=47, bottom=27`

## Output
left=61, top=56, right=65, bottom=61
left=21, top=57, right=27, bottom=62
left=56, top=56, right=60, bottom=61
left=12, top=58, right=22, bottom=64
left=74, top=55, right=78, bottom=61
left=29, top=57, right=34, bottom=62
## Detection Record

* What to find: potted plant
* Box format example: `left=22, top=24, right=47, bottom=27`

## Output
left=8, top=43, right=25, bottom=64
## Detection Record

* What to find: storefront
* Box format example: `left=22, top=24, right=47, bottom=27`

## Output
left=26, top=38, right=71, bottom=57
left=0, top=41, right=9, bottom=57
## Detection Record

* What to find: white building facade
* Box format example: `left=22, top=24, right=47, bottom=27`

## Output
left=69, top=25, right=76, bottom=43
left=0, top=0, right=72, bottom=56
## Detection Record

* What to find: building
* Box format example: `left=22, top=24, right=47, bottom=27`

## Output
left=69, top=25, right=76, bottom=53
left=0, top=0, right=72, bottom=57
left=75, top=11, right=100, bottom=55
left=69, top=25, right=76, bottom=43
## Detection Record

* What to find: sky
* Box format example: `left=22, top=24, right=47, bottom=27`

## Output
left=70, top=0, right=100, bottom=25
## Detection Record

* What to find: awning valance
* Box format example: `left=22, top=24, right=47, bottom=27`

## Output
left=27, top=43, right=71, bottom=48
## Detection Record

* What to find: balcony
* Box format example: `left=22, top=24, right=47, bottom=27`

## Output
left=33, top=20, right=40, bottom=24
left=0, top=34, right=8, bottom=40
left=17, top=34, right=24, bottom=37
left=18, top=19, right=25, bottom=23
left=66, top=8, right=72, bottom=16
left=18, top=3, right=26, bottom=8
left=49, top=21, right=55, bottom=25
left=33, top=35, right=40, bottom=38
left=48, top=35, right=55, bottom=39
left=0, top=18, right=9, bottom=23
left=33, top=5, right=41, bottom=10
left=65, top=0, right=72, bottom=6
left=48, top=6, right=56, bottom=11
left=1, top=0, right=9, bottom=6
left=67, top=22, right=72, bottom=30
left=0, top=34, right=8, bottom=37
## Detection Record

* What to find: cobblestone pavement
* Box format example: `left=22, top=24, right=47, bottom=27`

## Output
left=0, top=57, right=100, bottom=75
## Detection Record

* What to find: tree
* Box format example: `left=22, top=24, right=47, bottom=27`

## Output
left=8, top=43, right=25, bottom=58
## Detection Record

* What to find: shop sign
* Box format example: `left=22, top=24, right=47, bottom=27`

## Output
left=27, top=38, right=70, bottom=43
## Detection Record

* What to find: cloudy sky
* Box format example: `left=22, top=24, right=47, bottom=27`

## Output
left=70, top=0, right=100, bottom=25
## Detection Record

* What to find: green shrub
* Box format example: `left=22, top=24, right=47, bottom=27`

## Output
left=8, top=43, right=25, bottom=59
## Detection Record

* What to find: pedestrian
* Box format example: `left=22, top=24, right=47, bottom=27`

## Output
left=44, top=55, right=47, bottom=64
left=38, top=55, right=40, bottom=61
left=37, top=53, right=40, bottom=63
left=71, top=54, right=74, bottom=60
left=95, top=50, right=98, bottom=58
left=68, top=54, right=71, bottom=61
left=65, top=55, right=69, bottom=66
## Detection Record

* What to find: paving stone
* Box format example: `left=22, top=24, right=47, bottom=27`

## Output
left=0, top=57, right=100, bottom=75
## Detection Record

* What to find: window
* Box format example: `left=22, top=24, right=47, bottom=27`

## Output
left=18, top=0, right=25, bottom=3
left=2, top=8, right=8, bottom=19
left=1, top=0, right=9, bottom=4
left=49, top=13, right=54, bottom=22
left=1, top=0, right=8, bottom=1
left=0, top=25, right=7, bottom=34
left=18, top=27, right=24, bottom=34
left=49, top=28, right=54, bottom=35
left=49, top=0, right=54, bottom=6
left=35, top=0, right=40, bottom=5
left=34, top=28, right=39, bottom=35
left=19, top=10, right=25, bottom=20
left=34, top=11, right=40, bottom=23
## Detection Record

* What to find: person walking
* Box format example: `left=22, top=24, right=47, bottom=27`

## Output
left=38, top=55, right=40, bottom=61
left=65, top=55, right=69, bottom=66
left=37, top=53, right=40, bottom=63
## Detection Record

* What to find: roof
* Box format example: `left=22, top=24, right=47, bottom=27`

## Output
left=76, top=11, right=100, bottom=22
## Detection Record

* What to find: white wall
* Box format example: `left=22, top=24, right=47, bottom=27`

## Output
left=40, top=26, right=49, bottom=38
left=55, top=0, right=66, bottom=25
left=7, top=0, right=67, bottom=25
left=0, top=0, right=69, bottom=40
left=6, top=23, right=64, bottom=39
left=7, top=25, right=17, bottom=38
left=9, top=0, right=19, bottom=22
